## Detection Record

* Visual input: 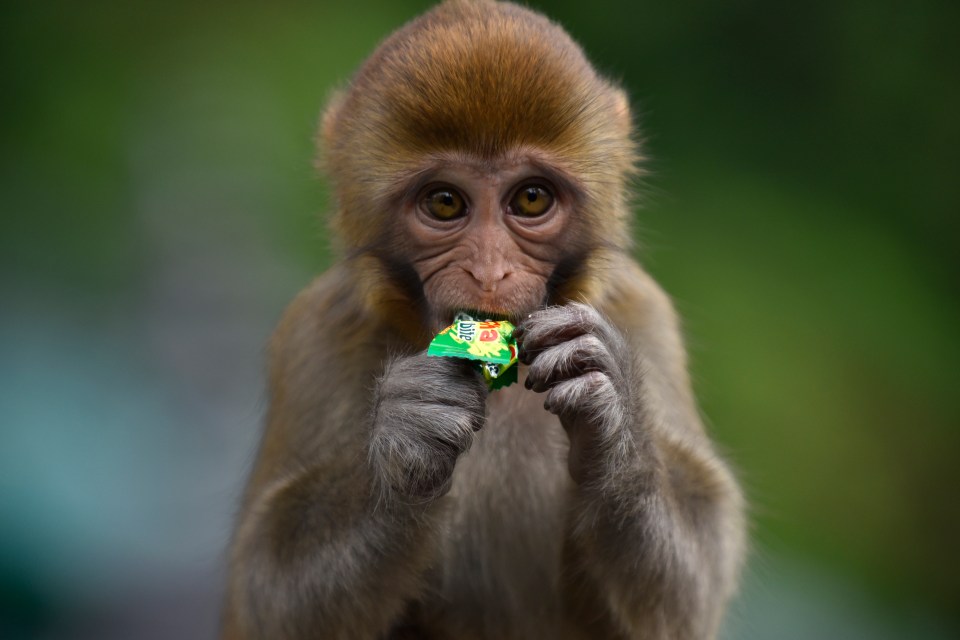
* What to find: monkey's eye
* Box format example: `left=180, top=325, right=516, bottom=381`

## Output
left=511, top=185, right=554, bottom=217
left=423, top=188, right=466, bottom=220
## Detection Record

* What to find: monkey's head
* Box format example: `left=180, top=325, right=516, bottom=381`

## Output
left=319, top=0, right=640, bottom=333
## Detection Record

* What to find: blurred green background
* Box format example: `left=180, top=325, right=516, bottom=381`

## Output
left=1, top=0, right=957, bottom=638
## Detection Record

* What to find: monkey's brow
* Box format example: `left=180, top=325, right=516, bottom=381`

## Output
left=524, top=161, right=586, bottom=205
left=387, top=154, right=585, bottom=206
left=392, top=166, right=444, bottom=206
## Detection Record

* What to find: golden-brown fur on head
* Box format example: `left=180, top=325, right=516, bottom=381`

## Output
left=319, top=0, right=641, bottom=257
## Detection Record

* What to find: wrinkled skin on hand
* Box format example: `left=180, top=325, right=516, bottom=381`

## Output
left=369, top=352, right=488, bottom=501
left=517, top=303, right=638, bottom=485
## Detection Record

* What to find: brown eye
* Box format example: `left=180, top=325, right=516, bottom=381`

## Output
left=424, top=188, right=466, bottom=220
left=511, top=185, right=553, bottom=217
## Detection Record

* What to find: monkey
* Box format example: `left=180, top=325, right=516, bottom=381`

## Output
left=221, top=1, right=745, bottom=638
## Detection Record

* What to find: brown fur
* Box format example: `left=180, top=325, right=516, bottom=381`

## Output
left=222, top=2, right=744, bottom=638
left=321, top=0, right=639, bottom=309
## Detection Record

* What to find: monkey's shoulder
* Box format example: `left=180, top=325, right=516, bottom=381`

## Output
left=266, top=266, right=391, bottom=392
left=597, top=258, right=680, bottom=337
left=257, top=268, right=389, bottom=470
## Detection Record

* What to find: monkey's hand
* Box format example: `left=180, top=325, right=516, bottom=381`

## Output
left=516, top=303, right=637, bottom=485
left=369, top=352, right=488, bottom=502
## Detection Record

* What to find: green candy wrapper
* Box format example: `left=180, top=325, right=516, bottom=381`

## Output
left=427, top=313, right=518, bottom=390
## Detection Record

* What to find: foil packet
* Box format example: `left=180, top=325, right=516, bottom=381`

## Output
left=427, top=312, right=518, bottom=390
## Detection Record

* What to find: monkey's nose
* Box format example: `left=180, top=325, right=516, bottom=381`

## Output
left=468, top=261, right=511, bottom=292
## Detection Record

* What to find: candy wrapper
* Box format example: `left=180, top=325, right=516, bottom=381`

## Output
left=427, top=312, right=518, bottom=390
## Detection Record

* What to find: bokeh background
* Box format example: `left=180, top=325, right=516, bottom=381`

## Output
left=2, top=0, right=958, bottom=638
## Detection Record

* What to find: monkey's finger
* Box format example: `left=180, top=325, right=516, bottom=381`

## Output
left=379, top=356, right=487, bottom=407
left=517, top=303, right=617, bottom=362
left=542, top=371, right=617, bottom=420
left=524, top=334, right=616, bottom=393
left=516, top=304, right=595, bottom=347
left=424, top=354, right=490, bottom=388
left=406, top=350, right=489, bottom=384
left=414, top=403, right=486, bottom=442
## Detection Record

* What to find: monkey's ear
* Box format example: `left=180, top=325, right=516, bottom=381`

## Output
left=612, top=87, right=633, bottom=136
left=316, top=89, right=347, bottom=174
left=319, top=89, right=347, bottom=149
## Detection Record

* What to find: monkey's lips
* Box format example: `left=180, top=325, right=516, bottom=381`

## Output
left=425, top=274, right=548, bottom=327
left=438, top=304, right=539, bottom=333
left=431, top=304, right=521, bottom=334
left=448, top=308, right=511, bottom=323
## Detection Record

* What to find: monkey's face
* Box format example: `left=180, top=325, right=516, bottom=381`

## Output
left=398, top=153, right=579, bottom=327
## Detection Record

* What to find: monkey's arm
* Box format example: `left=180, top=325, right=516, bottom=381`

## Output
left=222, top=275, right=485, bottom=639
left=222, top=456, right=441, bottom=639
left=519, top=263, right=745, bottom=639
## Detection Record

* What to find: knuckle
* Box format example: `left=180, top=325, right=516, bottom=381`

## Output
left=577, top=334, right=610, bottom=369
left=422, top=355, right=459, bottom=377
left=569, top=301, right=595, bottom=323
left=524, top=306, right=563, bottom=337
left=579, top=333, right=605, bottom=353
left=452, top=413, right=481, bottom=442
left=581, top=369, right=610, bottom=390
left=546, top=381, right=580, bottom=414
left=530, top=345, right=559, bottom=371
left=526, top=357, right=554, bottom=388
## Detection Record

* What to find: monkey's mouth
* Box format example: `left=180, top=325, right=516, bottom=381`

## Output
left=435, top=307, right=518, bottom=330
left=454, top=308, right=510, bottom=322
